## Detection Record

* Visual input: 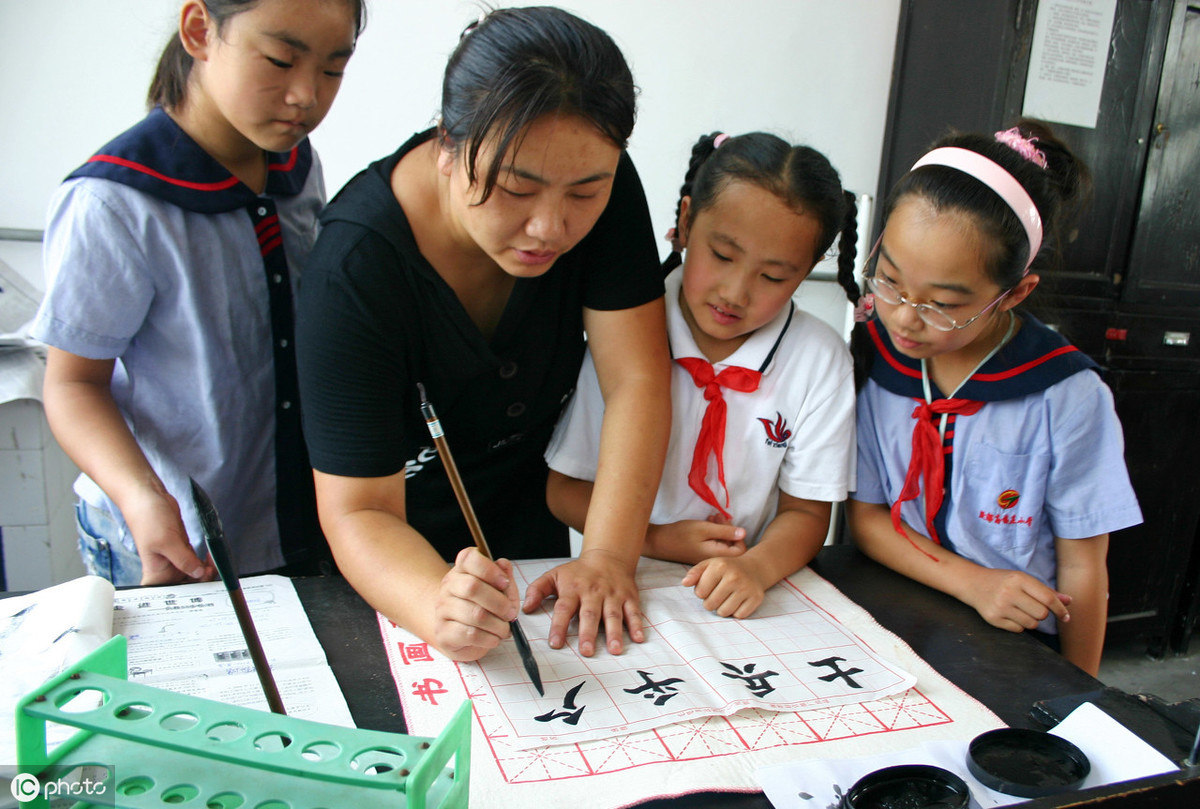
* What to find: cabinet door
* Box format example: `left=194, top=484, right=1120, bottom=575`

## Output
left=1123, top=0, right=1200, bottom=307
left=1105, top=369, right=1200, bottom=648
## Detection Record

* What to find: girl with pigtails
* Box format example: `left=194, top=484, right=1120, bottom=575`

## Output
left=847, top=120, right=1142, bottom=675
left=547, top=132, right=859, bottom=619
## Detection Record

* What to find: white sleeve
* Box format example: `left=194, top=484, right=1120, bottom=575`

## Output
left=544, top=348, right=605, bottom=482
left=777, top=327, right=857, bottom=502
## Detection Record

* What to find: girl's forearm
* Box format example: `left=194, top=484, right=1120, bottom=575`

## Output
left=743, top=496, right=830, bottom=591
left=1055, top=534, right=1109, bottom=675
left=43, top=350, right=169, bottom=508
left=847, top=498, right=984, bottom=604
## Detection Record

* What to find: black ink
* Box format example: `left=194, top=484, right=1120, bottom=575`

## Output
left=808, top=656, right=864, bottom=688
left=624, top=670, right=685, bottom=706
left=719, top=661, right=780, bottom=698
left=535, top=680, right=586, bottom=725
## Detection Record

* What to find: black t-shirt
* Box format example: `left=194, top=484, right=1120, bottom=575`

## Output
left=297, top=130, right=664, bottom=561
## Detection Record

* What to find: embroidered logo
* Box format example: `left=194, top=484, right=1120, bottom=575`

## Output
left=757, top=412, right=792, bottom=448
left=997, top=489, right=1020, bottom=509
left=978, top=510, right=1033, bottom=527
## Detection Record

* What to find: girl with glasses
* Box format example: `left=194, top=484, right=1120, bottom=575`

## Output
left=847, top=120, right=1141, bottom=675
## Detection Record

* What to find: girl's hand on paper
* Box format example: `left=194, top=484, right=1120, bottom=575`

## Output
left=644, top=517, right=747, bottom=565
left=522, top=548, right=643, bottom=658
left=682, top=555, right=767, bottom=619
left=434, top=547, right=520, bottom=662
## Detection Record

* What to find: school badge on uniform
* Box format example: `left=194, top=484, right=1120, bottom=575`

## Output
left=997, top=489, right=1020, bottom=509
left=757, top=412, right=792, bottom=448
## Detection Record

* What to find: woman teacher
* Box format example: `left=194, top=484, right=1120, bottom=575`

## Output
left=296, top=7, right=670, bottom=662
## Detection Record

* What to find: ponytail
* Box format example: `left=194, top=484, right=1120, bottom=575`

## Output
left=663, top=132, right=724, bottom=273
left=147, top=34, right=192, bottom=110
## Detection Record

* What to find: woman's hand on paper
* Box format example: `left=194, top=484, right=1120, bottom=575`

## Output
left=522, top=548, right=644, bottom=658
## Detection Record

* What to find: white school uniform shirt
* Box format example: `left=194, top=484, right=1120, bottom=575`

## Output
left=546, top=268, right=856, bottom=545
left=853, top=317, right=1143, bottom=633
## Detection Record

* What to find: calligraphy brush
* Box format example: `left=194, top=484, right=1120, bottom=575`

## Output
left=417, top=383, right=545, bottom=696
left=190, top=478, right=287, bottom=714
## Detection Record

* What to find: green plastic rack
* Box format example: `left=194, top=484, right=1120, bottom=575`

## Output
left=14, top=636, right=471, bottom=809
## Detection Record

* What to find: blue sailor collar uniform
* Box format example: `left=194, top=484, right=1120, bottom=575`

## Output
left=864, top=314, right=1099, bottom=402
left=43, top=106, right=326, bottom=573
left=853, top=313, right=1141, bottom=635
left=68, top=106, right=312, bottom=212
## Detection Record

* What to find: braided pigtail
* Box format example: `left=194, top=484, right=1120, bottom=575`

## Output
left=663, top=132, right=724, bottom=273
left=834, top=190, right=860, bottom=306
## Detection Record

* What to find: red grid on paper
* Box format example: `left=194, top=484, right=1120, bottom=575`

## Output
left=382, top=562, right=961, bottom=786
left=467, top=685, right=952, bottom=784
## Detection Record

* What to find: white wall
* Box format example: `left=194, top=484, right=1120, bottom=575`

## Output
left=0, top=2, right=899, bottom=583
left=0, top=1, right=900, bottom=249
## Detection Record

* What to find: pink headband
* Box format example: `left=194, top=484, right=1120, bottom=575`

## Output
left=910, top=147, right=1043, bottom=272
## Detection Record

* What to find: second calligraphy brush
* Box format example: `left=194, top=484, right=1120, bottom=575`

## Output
left=417, top=382, right=545, bottom=696
left=190, top=478, right=286, bottom=714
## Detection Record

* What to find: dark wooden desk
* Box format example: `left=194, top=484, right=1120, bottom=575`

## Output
left=295, top=545, right=1200, bottom=808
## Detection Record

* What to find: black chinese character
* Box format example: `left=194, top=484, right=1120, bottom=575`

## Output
left=535, top=680, right=586, bottom=725
left=623, top=670, right=685, bottom=706
left=808, top=656, right=864, bottom=688
left=719, top=661, right=780, bottom=698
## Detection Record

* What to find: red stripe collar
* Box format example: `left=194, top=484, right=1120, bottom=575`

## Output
left=863, top=316, right=1097, bottom=401
left=68, top=107, right=311, bottom=214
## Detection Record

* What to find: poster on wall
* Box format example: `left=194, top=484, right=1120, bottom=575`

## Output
left=1021, top=0, right=1118, bottom=129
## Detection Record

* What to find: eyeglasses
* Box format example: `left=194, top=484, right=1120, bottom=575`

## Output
left=865, top=246, right=1012, bottom=332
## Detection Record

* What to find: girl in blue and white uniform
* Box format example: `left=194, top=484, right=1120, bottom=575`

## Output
left=32, top=0, right=362, bottom=585
left=848, top=121, right=1142, bottom=675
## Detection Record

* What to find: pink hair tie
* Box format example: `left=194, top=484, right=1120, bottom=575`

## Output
left=994, top=127, right=1048, bottom=169
left=853, top=293, right=875, bottom=322
left=664, top=227, right=684, bottom=254
left=713, top=133, right=730, bottom=149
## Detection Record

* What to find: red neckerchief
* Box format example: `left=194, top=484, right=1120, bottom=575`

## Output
left=892, top=397, right=985, bottom=555
left=675, top=357, right=761, bottom=518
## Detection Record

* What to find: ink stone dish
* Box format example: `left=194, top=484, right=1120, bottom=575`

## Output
left=966, top=727, right=1090, bottom=798
left=841, top=764, right=971, bottom=809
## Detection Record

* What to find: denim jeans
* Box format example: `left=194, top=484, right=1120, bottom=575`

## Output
left=76, top=499, right=143, bottom=585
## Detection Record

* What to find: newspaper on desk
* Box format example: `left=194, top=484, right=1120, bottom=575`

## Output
left=112, top=575, right=353, bottom=725
left=1, top=574, right=353, bottom=774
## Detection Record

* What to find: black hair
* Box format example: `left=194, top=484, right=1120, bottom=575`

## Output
left=439, top=6, right=637, bottom=203
left=850, top=119, right=1090, bottom=389
left=663, top=132, right=858, bottom=303
left=880, top=118, right=1089, bottom=291
left=147, top=0, right=367, bottom=110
